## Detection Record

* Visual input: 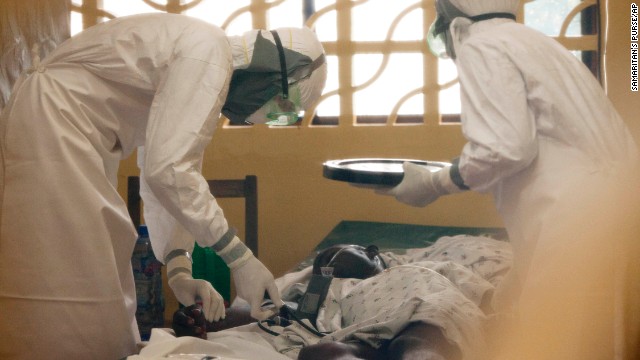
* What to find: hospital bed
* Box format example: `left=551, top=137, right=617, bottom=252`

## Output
left=126, top=175, right=509, bottom=359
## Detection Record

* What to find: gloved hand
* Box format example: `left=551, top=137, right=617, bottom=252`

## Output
left=231, top=255, right=283, bottom=320
left=212, top=229, right=284, bottom=320
left=376, top=162, right=463, bottom=207
left=166, top=250, right=226, bottom=322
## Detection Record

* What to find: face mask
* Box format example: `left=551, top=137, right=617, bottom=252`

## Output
left=265, top=85, right=303, bottom=125
left=266, top=30, right=302, bottom=126
left=222, top=31, right=326, bottom=125
left=245, top=84, right=303, bottom=125
left=427, top=0, right=467, bottom=59
left=427, top=16, right=452, bottom=59
left=263, top=32, right=326, bottom=126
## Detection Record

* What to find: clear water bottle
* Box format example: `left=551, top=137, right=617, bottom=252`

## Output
left=131, top=225, right=164, bottom=341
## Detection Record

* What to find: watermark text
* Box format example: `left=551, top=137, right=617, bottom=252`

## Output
left=632, top=4, right=638, bottom=91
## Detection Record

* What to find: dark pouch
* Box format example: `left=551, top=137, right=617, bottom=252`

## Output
left=294, top=274, right=334, bottom=325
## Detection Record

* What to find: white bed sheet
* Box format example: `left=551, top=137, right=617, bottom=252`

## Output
left=128, top=325, right=289, bottom=360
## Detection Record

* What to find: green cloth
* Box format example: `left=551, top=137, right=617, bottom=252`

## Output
left=192, top=244, right=231, bottom=303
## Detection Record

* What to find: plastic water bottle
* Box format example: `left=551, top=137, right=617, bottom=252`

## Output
left=131, top=225, right=164, bottom=341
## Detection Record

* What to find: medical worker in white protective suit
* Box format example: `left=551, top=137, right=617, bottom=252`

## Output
left=0, top=13, right=327, bottom=359
left=371, top=0, right=639, bottom=350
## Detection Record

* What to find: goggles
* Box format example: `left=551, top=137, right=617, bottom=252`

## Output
left=266, top=30, right=301, bottom=126
left=427, top=16, right=451, bottom=59
left=266, top=31, right=326, bottom=126
left=427, top=2, right=516, bottom=60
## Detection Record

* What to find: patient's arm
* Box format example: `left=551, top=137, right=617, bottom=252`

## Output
left=172, top=304, right=255, bottom=338
left=298, top=322, right=461, bottom=360
left=386, top=322, right=462, bottom=360
left=206, top=304, right=254, bottom=332
left=298, top=340, right=385, bottom=360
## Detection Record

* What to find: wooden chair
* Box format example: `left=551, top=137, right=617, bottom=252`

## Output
left=126, top=175, right=259, bottom=256
left=127, top=175, right=258, bottom=307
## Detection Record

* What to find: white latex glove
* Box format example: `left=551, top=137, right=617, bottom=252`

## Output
left=376, top=162, right=462, bottom=207
left=166, top=251, right=226, bottom=322
left=212, top=229, right=284, bottom=320
left=231, top=256, right=284, bottom=320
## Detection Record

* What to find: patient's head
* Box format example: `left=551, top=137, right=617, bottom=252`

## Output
left=312, top=244, right=386, bottom=279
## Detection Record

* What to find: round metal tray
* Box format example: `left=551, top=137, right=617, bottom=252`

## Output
left=323, top=158, right=450, bottom=186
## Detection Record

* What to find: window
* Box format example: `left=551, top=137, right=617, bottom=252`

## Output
left=524, top=0, right=600, bottom=79
left=70, top=0, right=600, bottom=126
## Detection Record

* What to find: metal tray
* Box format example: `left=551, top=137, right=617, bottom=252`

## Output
left=323, top=158, right=449, bottom=186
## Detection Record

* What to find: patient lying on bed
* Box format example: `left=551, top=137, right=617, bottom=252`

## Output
left=294, top=244, right=470, bottom=360
left=173, top=235, right=512, bottom=360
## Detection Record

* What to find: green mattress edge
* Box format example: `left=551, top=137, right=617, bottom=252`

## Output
left=314, top=220, right=508, bottom=251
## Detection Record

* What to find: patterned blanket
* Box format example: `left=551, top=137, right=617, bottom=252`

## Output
left=273, top=235, right=513, bottom=359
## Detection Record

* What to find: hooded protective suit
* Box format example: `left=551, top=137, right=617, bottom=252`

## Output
left=0, top=13, right=326, bottom=359
left=445, top=0, right=638, bottom=304
left=386, top=0, right=639, bottom=327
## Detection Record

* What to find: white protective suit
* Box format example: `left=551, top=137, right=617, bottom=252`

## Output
left=0, top=13, right=326, bottom=359
left=387, top=0, right=639, bottom=324
left=445, top=0, right=639, bottom=304
left=419, top=2, right=640, bottom=357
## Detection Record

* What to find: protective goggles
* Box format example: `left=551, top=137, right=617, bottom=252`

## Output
left=427, top=8, right=516, bottom=59
left=427, top=16, right=451, bottom=59
left=266, top=31, right=326, bottom=126
left=266, top=30, right=302, bottom=125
